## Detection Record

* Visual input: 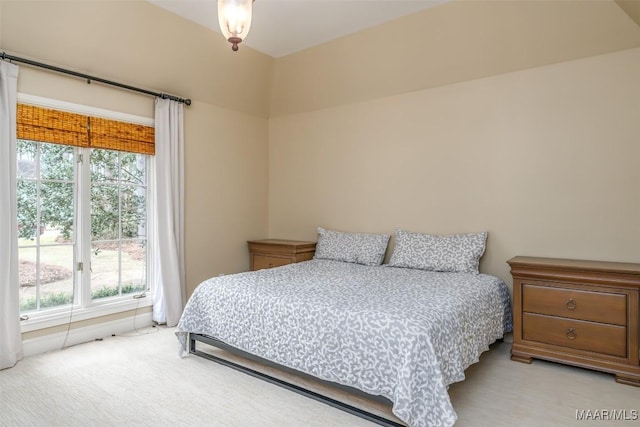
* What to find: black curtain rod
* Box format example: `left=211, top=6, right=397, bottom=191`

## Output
left=1, top=51, right=191, bottom=106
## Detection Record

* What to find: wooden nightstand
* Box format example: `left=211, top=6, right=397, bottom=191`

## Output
left=247, top=239, right=316, bottom=271
left=508, top=256, right=640, bottom=386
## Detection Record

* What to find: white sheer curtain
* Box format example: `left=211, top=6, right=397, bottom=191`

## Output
left=152, top=98, right=185, bottom=326
left=0, top=61, right=22, bottom=369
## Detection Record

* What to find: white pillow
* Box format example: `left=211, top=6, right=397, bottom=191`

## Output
left=388, top=229, right=487, bottom=273
left=314, top=227, right=390, bottom=266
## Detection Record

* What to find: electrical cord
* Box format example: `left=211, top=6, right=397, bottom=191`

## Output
left=60, top=282, right=158, bottom=348
left=115, top=290, right=159, bottom=337
left=60, top=275, right=77, bottom=350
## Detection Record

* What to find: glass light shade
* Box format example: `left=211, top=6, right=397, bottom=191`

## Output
left=218, top=0, right=253, bottom=51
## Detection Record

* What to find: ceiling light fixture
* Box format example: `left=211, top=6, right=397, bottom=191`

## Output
left=218, top=0, right=254, bottom=52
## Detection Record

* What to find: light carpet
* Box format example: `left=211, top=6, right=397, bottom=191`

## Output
left=1, top=326, right=638, bottom=426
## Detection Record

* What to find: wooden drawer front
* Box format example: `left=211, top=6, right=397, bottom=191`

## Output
left=294, top=252, right=315, bottom=263
left=523, top=285, right=627, bottom=326
left=523, top=313, right=627, bottom=357
left=253, top=255, right=291, bottom=271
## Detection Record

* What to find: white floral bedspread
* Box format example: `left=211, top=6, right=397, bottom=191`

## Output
left=176, top=259, right=512, bottom=427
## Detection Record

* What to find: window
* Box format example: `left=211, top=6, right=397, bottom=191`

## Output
left=17, top=141, right=76, bottom=312
left=89, top=149, right=148, bottom=301
left=16, top=101, right=154, bottom=319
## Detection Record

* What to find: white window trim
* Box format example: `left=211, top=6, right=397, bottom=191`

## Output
left=17, top=94, right=156, bottom=333
left=17, top=93, right=154, bottom=126
left=20, top=297, right=153, bottom=333
left=22, top=309, right=153, bottom=357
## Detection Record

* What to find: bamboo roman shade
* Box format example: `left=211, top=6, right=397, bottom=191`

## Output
left=17, top=104, right=89, bottom=147
left=17, top=104, right=154, bottom=155
left=90, top=117, right=154, bottom=155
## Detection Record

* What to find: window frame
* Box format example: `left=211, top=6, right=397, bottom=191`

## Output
left=18, top=94, right=156, bottom=333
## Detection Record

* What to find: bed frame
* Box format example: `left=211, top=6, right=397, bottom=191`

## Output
left=189, top=333, right=405, bottom=427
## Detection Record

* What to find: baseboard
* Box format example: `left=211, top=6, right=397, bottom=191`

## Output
left=21, top=311, right=153, bottom=357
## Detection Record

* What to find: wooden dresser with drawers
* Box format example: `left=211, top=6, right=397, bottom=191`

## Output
left=508, top=256, right=640, bottom=386
left=247, top=239, right=316, bottom=271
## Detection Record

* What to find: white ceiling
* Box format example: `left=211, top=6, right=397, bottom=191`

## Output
left=149, top=0, right=446, bottom=58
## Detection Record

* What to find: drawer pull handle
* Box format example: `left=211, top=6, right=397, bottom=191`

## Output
left=566, top=328, right=577, bottom=340
left=566, top=298, right=576, bottom=310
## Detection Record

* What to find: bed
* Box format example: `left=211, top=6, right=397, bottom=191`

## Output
left=176, top=228, right=512, bottom=427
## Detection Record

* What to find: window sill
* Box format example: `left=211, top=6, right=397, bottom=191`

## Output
left=20, top=295, right=154, bottom=333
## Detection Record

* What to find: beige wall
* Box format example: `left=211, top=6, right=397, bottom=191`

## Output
left=184, top=100, right=268, bottom=288
left=267, top=0, right=640, bottom=289
left=617, top=0, right=640, bottom=27
left=271, top=0, right=640, bottom=117
left=1, top=0, right=272, bottom=117
left=1, top=0, right=271, bottom=305
left=269, top=47, right=640, bottom=287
